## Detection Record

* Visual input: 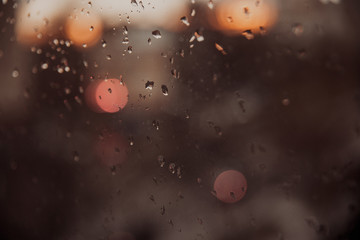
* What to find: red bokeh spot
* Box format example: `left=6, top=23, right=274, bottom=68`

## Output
left=213, top=170, right=247, bottom=203
left=85, top=78, right=129, bottom=113
left=95, top=133, right=128, bottom=167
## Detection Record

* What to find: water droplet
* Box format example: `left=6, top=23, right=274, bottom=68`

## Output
left=101, top=39, right=107, bottom=48
left=64, top=99, right=72, bottom=111
left=131, top=0, right=138, bottom=6
left=122, top=37, right=129, bottom=44
left=12, top=69, right=19, bottom=78
left=282, top=98, right=290, bottom=106
left=178, top=192, right=184, bottom=199
left=191, top=9, right=196, bottom=17
left=177, top=167, right=182, bottom=178
left=208, top=0, right=214, bottom=9
left=215, top=43, right=227, bottom=55
left=160, top=205, right=165, bottom=215
left=53, top=38, right=59, bottom=45
left=180, top=16, right=190, bottom=26
left=106, top=54, right=112, bottom=60
left=161, top=85, right=168, bottom=96
left=242, top=6, right=250, bottom=14
left=169, top=163, right=176, bottom=174
left=147, top=38, right=152, bottom=45
left=74, top=96, right=82, bottom=105
left=73, top=151, right=80, bottom=162
left=195, top=32, right=204, bottom=42
left=149, top=194, right=155, bottom=203
left=41, top=62, right=48, bottom=69
left=128, top=136, right=134, bottom=146
left=31, top=66, right=38, bottom=74
left=153, top=120, right=160, bottom=130
left=110, top=166, right=116, bottom=175
left=57, top=67, right=64, bottom=73
left=259, top=26, right=266, bottom=35
left=139, top=0, right=145, bottom=8
left=123, top=25, right=128, bottom=35
left=242, top=30, right=254, bottom=40
left=171, top=69, right=177, bottom=78
left=88, top=1, right=92, bottom=7
left=214, top=126, right=223, bottom=136
left=89, top=26, right=94, bottom=31
left=64, top=88, right=71, bottom=94
left=145, top=81, right=154, bottom=90
left=185, top=109, right=190, bottom=119
left=127, top=46, right=133, bottom=54
left=152, top=30, right=161, bottom=39
left=158, top=155, right=165, bottom=167
left=292, top=23, right=304, bottom=36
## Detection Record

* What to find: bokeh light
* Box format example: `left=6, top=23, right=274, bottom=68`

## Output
left=95, top=132, right=128, bottom=167
left=15, top=0, right=70, bottom=45
left=210, top=0, right=278, bottom=35
left=213, top=170, right=247, bottom=203
left=85, top=78, right=129, bottom=113
left=64, top=9, right=103, bottom=48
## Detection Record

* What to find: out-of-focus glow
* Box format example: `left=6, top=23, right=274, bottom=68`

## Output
left=95, top=133, right=128, bottom=167
left=210, top=0, right=278, bottom=35
left=15, top=0, right=71, bottom=45
left=65, top=9, right=103, bottom=48
left=194, top=90, right=261, bottom=138
left=213, top=170, right=247, bottom=203
left=88, top=0, right=189, bottom=30
left=85, top=79, right=129, bottom=113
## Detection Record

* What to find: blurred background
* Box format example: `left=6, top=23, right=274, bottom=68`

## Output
left=0, top=0, right=360, bottom=239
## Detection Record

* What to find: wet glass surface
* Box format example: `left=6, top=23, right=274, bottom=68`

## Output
left=0, top=1, right=360, bottom=239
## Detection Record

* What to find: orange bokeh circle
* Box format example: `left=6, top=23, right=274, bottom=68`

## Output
left=211, top=0, right=278, bottom=35
left=64, top=10, right=103, bottom=48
